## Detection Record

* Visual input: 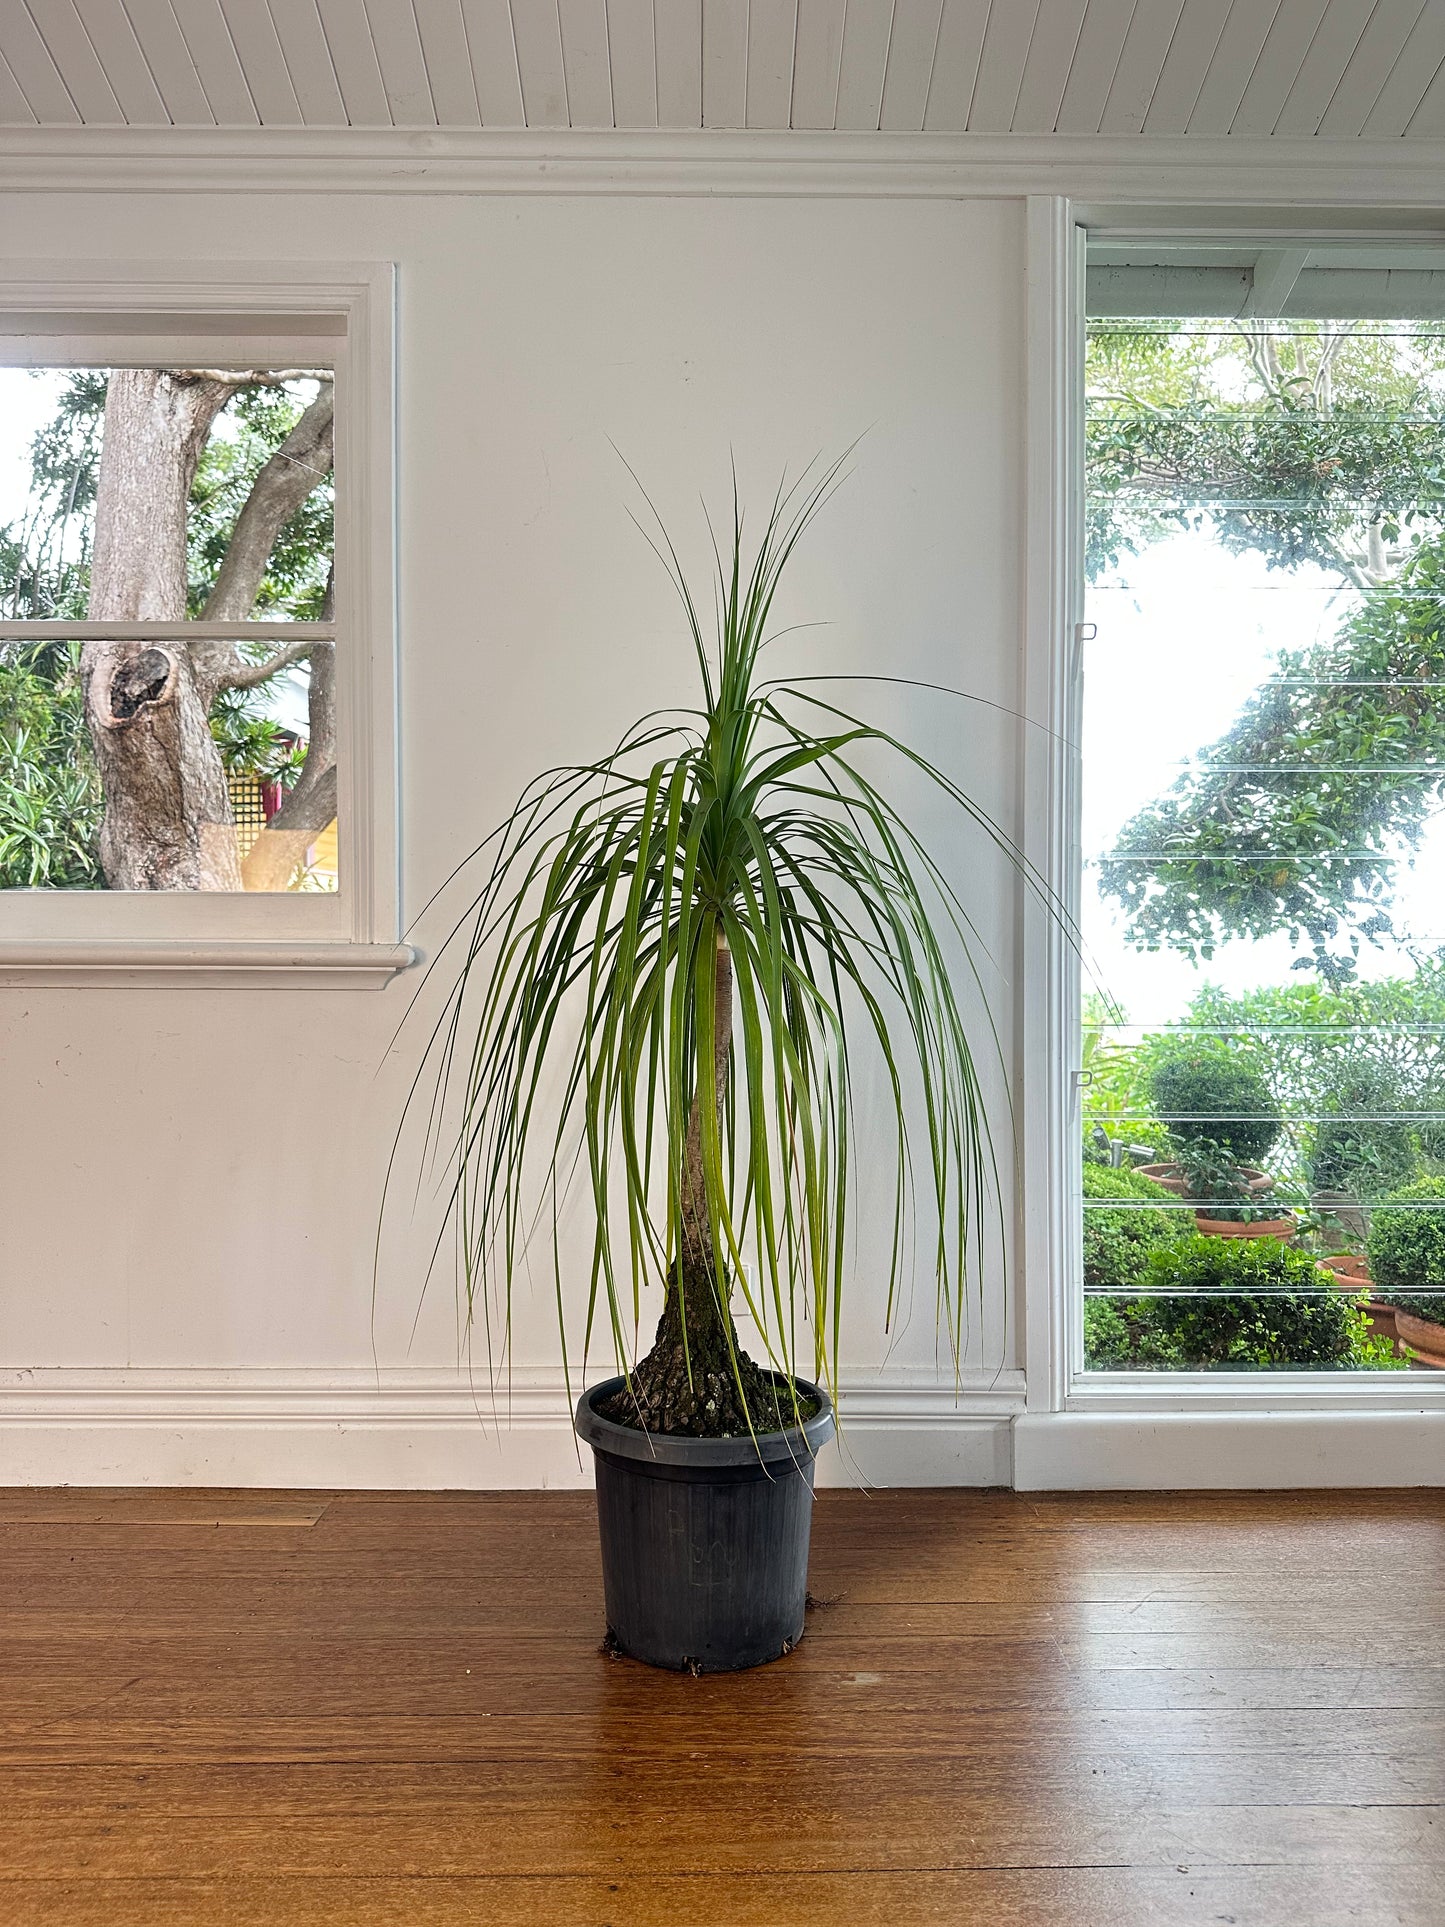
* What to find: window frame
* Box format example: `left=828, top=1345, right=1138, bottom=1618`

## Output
left=1019, top=198, right=1445, bottom=1423
left=0, top=260, right=406, bottom=989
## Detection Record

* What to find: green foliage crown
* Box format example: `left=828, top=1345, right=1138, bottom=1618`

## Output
left=1149, top=1049, right=1280, bottom=1167
left=1367, top=1177, right=1445, bottom=1322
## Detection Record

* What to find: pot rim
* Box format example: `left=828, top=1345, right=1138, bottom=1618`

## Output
left=1193, top=1212, right=1298, bottom=1237
left=1139, top=1161, right=1274, bottom=1198
left=1392, top=1306, right=1445, bottom=1337
left=575, top=1373, right=835, bottom=1468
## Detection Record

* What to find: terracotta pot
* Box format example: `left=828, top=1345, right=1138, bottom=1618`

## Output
left=1194, top=1212, right=1297, bottom=1240
left=1138, top=1162, right=1274, bottom=1200
left=1363, top=1299, right=1400, bottom=1348
left=1393, top=1309, right=1445, bottom=1370
left=1318, top=1253, right=1371, bottom=1286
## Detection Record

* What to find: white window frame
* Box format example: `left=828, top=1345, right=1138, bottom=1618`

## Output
left=0, top=260, right=406, bottom=989
left=1016, top=198, right=1445, bottom=1487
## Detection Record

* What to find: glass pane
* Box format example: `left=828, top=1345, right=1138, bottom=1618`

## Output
left=0, top=365, right=336, bottom=894
left=1081, top=316, right=1445, bottom=1373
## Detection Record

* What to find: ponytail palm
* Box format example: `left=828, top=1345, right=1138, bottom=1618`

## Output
left=404, top=468, right=1014, bottom=1437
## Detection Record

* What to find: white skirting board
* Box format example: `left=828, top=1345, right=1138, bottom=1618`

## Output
left=0, top=1369, right=1020, bottom=1490
left=1013, top=1410, right=1445, bottom=1489
left=7, top=1372, right=1442, bottom=1489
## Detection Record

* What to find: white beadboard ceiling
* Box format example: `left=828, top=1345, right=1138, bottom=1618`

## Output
left=2, top=0, right=1445, bottom=136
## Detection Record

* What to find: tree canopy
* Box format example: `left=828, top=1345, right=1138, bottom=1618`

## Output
left=1089, top=318, right=1445, bottom=980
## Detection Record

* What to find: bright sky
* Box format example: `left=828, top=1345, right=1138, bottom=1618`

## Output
left=1083, top=530, right=1445, bottom=1026
left=0, top=368, right=67, bottom=530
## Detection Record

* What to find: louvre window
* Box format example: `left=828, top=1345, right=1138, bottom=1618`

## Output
left=1080, top=255, right=1445, bottom=1376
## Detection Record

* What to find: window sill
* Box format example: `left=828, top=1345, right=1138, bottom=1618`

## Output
left=1066, top=1369, right=1445, bottom=1412
left=0, top=941, right=416, bottom=989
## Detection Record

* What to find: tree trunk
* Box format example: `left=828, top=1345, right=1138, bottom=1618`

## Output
left=600, top=937, right=789, bottom=1436
left=239, top=640, right=336, bottom=891
left=677, top=936, right=733, bottom=1285
left=82, top=370, right=241, bottom=891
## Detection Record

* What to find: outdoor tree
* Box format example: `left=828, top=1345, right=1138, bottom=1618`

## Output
left=1089, top=319, right=1445, bottom=980
left=0, top=366, right=335, bottom=890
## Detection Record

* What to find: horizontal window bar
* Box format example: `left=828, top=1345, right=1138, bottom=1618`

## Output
left=1089, top=853, right=1416, bottom=863
left=1083, top=1022, right=1445, bottom=1033
left=1084, top=496, right=1445, bottom=509
left=1082, top=1289, right=1420, bottom=1300
left=1085, top=411, right=1445, bottom=425
left=1081, top=1196, right=1445, bottom=1207
left=1087, top=325, right=1445, bottom=340
left=1084, top=1117, right=1445, bottom=1127
left=1103, top=766, right=1445, bottom=774
left=1082, top=676, right=1445, bottom=692
left=0, top=621, right=336, bottom=642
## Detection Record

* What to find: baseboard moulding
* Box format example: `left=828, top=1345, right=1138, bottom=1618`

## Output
left=0, top=1367, right=1022, bottom=1490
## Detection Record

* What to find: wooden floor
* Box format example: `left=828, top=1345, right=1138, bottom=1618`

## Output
left=0, top=1488, right=1442, bottom=1926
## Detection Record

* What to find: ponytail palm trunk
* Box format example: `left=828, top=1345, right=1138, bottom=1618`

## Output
left=399, top=466, right=1020, bottom=1438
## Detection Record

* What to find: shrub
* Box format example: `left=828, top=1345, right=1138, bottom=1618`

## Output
left=0, top=645, right=102, bottom=889
left=1367, top=1177, right=1445, bottom=1328
left=1082, top=1162, right=1192, bottom=1292
left=1309, top=1063, right=1417, bottom=1199
left=1150, top=1048, right=1280, bottom=1167
left=1083, top=1162, right=1181, bottom=1203
left=1084, top=1232, right=1395, bottom=1370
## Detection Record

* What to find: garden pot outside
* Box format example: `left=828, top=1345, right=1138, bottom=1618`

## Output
left=575, top=1375, right=835, bottom=1674
left=1319, top=1252, right=1371, bottom=1286
left=1193, top=1212, right=1298, bottom=1239
left=1360, top=1297, right=1402, bottom=1352
left=1138, top=1162, right=1274, bottom=1201
left=1393, top=1310, right=1445, bottom=1370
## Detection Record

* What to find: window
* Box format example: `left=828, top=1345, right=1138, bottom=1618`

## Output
left=1078, top=244, right=1445, bottom=1377
left=0, top=265, right=402, bottom=985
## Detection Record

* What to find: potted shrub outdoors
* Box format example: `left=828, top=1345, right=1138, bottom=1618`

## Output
left=1367, top=1178, right=1445, bottom=1368
left=1139, top=1051, right=1293, bottom=1238
left=1308, top=1063, right=1417, bottom=1261
left=392, top=469, right=1023, bottom=1672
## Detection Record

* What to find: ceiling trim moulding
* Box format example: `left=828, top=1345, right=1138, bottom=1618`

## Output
left=7, top=130, right=1445, bottom=208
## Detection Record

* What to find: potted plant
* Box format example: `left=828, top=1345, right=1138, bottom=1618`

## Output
left=1367, top=1178, right=1445, bottom=1368
left=393, top=470, right=1017, bottom=1672
left=1138, top=1050, right=1292, bottom=1237
left=1308, top=1063, right=1417, bottom=1251
left=1172, top=1138, right=1298, bottom=1240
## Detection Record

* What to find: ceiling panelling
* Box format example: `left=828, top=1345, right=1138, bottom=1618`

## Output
left=2, top=0, right=1444, bottom=134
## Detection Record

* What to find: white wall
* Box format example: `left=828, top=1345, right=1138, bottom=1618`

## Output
left=0, top=187, right=1028, bottom=1486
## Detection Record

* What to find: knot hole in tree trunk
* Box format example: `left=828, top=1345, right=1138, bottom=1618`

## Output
left=107, top=649, right=176, bottom=724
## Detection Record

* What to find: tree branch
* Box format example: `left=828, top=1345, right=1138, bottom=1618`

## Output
left=195, top=383, right=334, bottom=699
left=202, top=384, right=334, bottom=626
left=217, top=637, right=315, bottom=691
left=239, top=601, right=336, bottom=891
left=175, top=369, right=328, bottom=386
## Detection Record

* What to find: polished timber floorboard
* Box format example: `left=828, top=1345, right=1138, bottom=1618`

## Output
left=0, top=1487, right=1441, bottom=1925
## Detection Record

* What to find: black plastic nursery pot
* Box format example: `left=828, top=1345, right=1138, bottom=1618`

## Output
left=574, top=1375, right=836, bottom=1674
